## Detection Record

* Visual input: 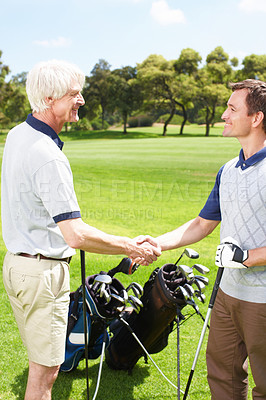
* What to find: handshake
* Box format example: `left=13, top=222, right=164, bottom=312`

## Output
left=127, top=235, right=162, bottom=266
left=215, top=237, right=249, bottom=269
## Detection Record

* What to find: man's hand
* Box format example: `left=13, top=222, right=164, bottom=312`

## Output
left=215, top=236, right=249, bottom=269
left=127, top=235, right=162, bottom=266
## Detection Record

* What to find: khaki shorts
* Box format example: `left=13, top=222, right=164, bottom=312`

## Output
left=3, top=251, right=70, bottom=367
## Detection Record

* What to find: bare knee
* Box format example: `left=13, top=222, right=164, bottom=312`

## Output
left=25, top=361, right=60, bottom=400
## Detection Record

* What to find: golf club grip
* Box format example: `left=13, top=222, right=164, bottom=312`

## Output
left=183, top=370, right=194, bottom=400
left=209, top=267, right=224, bottom=309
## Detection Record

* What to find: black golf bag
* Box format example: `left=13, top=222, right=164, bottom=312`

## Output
left=105, top=263, right=188, bottom=371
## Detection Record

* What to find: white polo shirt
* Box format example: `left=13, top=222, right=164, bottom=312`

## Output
left=1, top=114, right=81, bottom=258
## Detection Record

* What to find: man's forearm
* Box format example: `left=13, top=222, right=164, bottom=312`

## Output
left=156, top=217, right=219, bottom=251
left=58, top=218, right=161, bottom=264
left=244, top=247, right=266, bottom=267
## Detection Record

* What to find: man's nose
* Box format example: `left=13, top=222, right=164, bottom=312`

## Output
left=78, top=93, right=85, bottom=106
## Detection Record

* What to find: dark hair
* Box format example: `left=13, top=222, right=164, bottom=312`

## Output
left=230, top=79, right=266, bottom=132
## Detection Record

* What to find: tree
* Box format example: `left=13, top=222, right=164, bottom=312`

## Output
left=174, top=48, right=202, bottom=76
left=108, top=66, right=143, bottom=134
left=195, top=68, right=230, bottom=136
left=81, top=59, right=112, bottom=129
left=236, top=54, right=266, bottom=81
left=206, top=46, right=236, bottom=84
left=137, top=54, right=195, bottom=136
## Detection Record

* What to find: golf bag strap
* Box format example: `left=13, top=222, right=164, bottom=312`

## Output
left=66, top=286, right=82, bottom=338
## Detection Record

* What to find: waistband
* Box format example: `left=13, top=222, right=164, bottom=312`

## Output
left=18, top=253, right=72, bottom=264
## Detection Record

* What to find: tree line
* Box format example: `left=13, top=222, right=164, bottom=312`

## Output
left=1, top=47, right=266, bottom=136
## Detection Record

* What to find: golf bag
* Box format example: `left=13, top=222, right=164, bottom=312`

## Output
left=105, top=263, right=188, bottom=371
left=60, top=272, right=126, bottom=372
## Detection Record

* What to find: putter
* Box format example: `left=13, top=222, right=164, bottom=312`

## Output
left=183, top=267, right=224, bottom=400
left=174, top=248, right=199, bottom=266
left=80, top=250, right=89, bottom=400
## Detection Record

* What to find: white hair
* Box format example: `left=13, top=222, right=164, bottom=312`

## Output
left=26, top=60, right=85, bottom=113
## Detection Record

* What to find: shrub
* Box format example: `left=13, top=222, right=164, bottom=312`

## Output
left=91, top=118, right=109, bottom=131
left=72, top=118, right=91, bottom=131
left=128, top=115, right=154, bottom=128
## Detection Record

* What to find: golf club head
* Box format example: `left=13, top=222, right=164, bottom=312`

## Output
left=110, top=293, right=127, bottom=305
left=184, top=248, right=199, bottom=259
left=99, top=287, right=111, bottom=303
left=127, top=295, right=143, bottom=313
left=177, top=285, right=190, bottom=301
left=194, top=275, right=209, bottom=285
left=195, top=290, right=206, bottom=303
left=192, top=263, right=210, bottom=274
left=193, top=278, right=206, bottom=292
left=126, top=282, right=144, bottom=298
left=184, top=283, right=195, bottom=297
left=178, top=265, right=194, bottom=280
left=93, top=274, right=112, bottom=286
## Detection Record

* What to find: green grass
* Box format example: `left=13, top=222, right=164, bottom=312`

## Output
left=0, top=125, right=255, bottom=399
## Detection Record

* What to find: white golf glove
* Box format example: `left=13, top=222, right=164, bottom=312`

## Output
left=215, top=236, right=249, bottom=269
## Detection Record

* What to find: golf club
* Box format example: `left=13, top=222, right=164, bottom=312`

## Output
left=108, top=257, right=139, bottom=277
left=193, top=275, right=209, bottom=285
left=192, top=263, right=210, bottom=274
left=80, top=250, right=90, bottom=400
left=127, top=295, right=143, bottom=313
left=174, top=248, right=199, bottom=266
left=183, top=267, right=224, bottom=400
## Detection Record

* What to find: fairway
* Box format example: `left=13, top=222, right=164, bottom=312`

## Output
left=1, top=130, right=255, bottom=400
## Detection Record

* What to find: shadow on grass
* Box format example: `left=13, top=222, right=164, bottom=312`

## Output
left=10, top=361, right=150, bottom=400
left=55, top=361, right=150, bottom=400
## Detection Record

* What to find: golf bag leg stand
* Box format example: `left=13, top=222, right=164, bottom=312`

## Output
left=183, top=267, right=224, bottom=400
left=81, top=250, right=90, bottom=400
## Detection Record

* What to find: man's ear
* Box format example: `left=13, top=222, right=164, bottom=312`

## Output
left=252, top=111, right=264, bottom=128
left=45, top=97, right=54, bottom=106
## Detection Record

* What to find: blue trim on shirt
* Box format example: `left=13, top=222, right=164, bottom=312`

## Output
left=53, top=211, right=81, bottom=223
left=199, top=166, right=224, bottom=221
left=26, top=113, right=64, bottom=150
left=236, top=147, right=266, bottom=170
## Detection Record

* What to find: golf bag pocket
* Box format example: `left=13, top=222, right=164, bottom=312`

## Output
left=60, top=287, right=109, bottom=372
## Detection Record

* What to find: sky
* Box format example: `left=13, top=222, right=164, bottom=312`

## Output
left=1, top=0, right=266, bottom=79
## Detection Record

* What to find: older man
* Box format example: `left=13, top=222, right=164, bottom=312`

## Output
left=1, top=60, right=160, bottom=400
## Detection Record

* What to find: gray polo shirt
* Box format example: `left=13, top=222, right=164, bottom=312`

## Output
left=1, top=114, right=81, bottom=258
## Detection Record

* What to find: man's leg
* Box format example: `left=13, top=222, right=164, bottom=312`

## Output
left=240, top=301, right=266, bottom=399
left=206, top=289, right=249, bottom=400
left=25, top=361, right=60, bottom=400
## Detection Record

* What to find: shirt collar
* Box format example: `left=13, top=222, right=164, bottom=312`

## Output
left=236, top=147, right=266, bottom=170
left=26, top=113, right=64, bottom=150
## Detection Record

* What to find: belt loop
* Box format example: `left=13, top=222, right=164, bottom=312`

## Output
left=37, top=254, right=41, bottom=262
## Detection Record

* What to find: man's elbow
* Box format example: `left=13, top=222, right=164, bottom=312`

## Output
left=58, top=219, right=85, bottom=250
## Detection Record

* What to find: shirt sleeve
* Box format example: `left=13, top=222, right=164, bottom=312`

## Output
left=199, top=165, right=224, bottom=221
left=32, top=159, right=81, bottom=222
